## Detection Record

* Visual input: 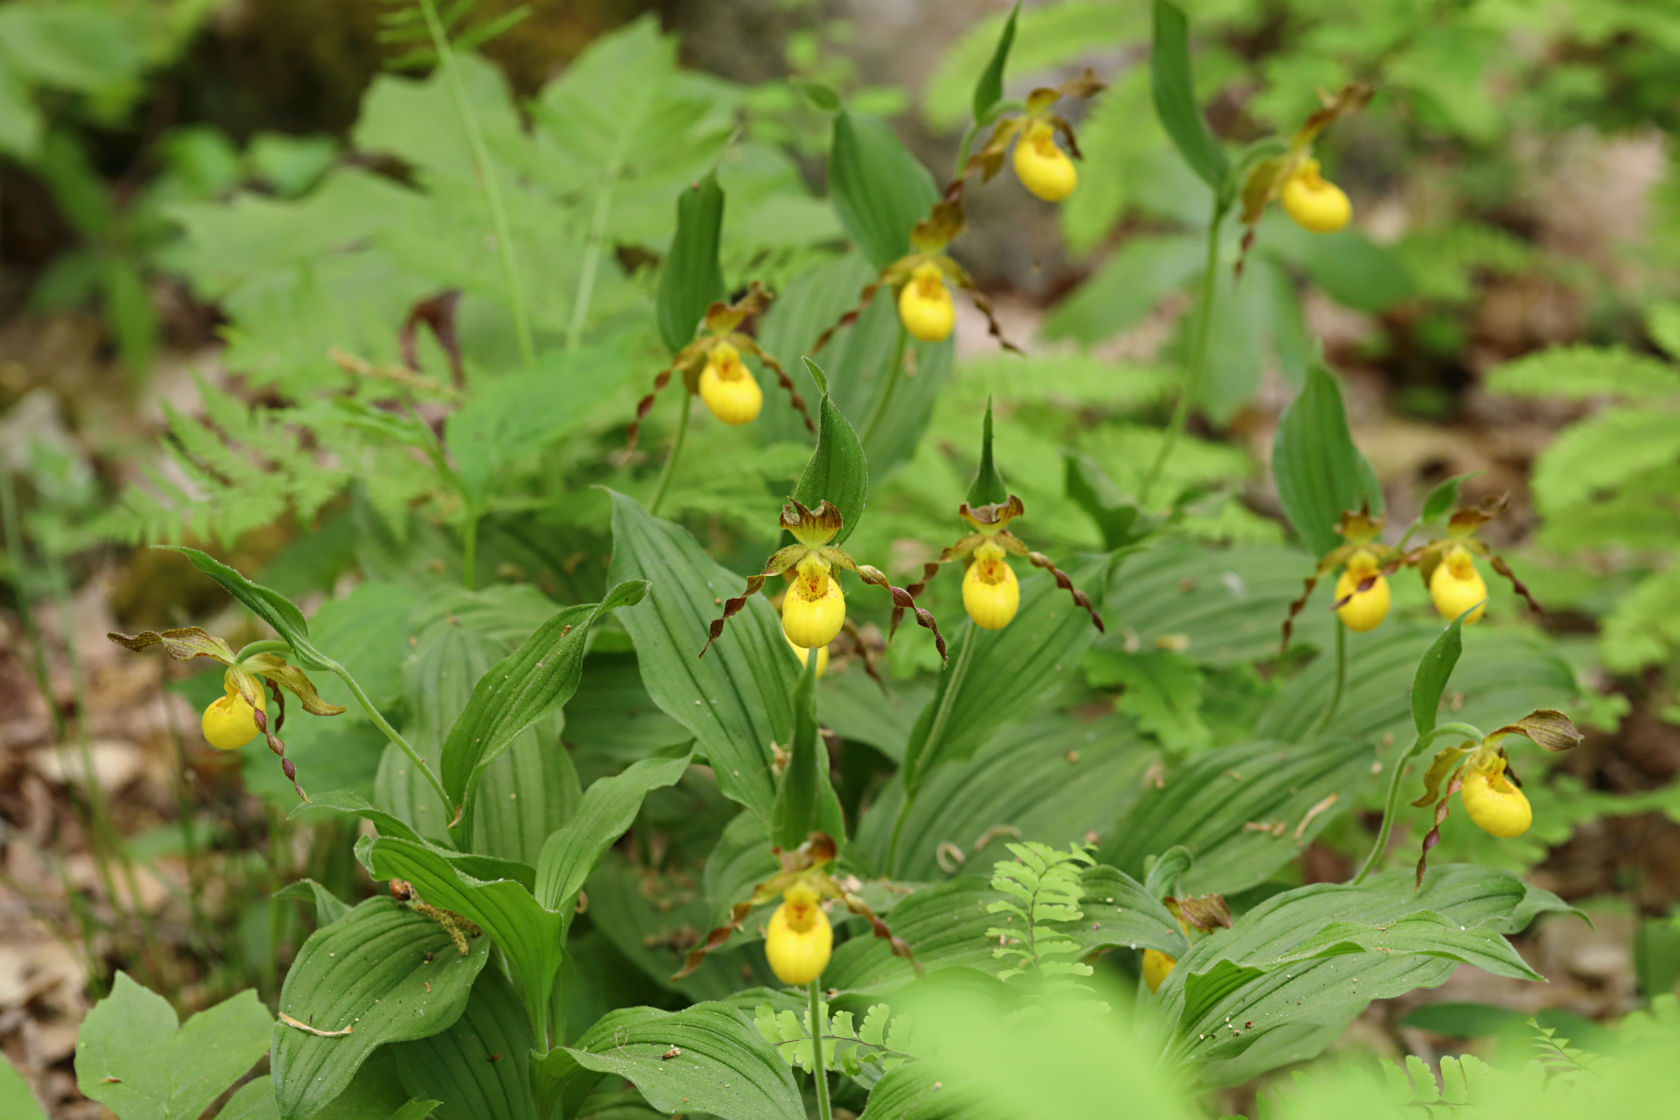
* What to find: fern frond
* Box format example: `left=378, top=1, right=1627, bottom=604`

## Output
left=753, top=1000, right=916, bottom=1089
left=1529, top=404, right=1680, bottom=517
left=984, top=841, right=1098, bottom=999
left=1485, top=345, right=1680, bottom=401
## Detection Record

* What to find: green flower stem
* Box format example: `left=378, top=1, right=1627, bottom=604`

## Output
left=886, top=622, right=981, bottom=874
left=1310, top=623, right=1348, bottom=736
left=418, top=0, right=533, bottom=366
left=325, top=658, right=455, bottom=829
left=1351, top=719, right=1486, bottom=886
left=1138, top=201, right=1225, bottom=506
left=859, top=326, right=909, bottom=450
left=233, top=639, right=292, bottom=663
left=566, top=184, right=613, bottom=352
left=808, top=980, right=833, bottom=1120
left=461, top=510, right=480, bottom=591
left=648, top=391, right=693, bottom=518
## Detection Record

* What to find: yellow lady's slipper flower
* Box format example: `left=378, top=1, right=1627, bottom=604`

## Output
left=897, top=262, right=956, bottom=343
left=902, top=495, right=1103, bottom=636
left=701, top=500, right=946, bottom=661
left=1011, top=121, right=1078, bottom=202
left=628, top=283, right=810, bottom=449
left=696, top=341, right=762, bottom=426
left=202, top=685, right=266, bottom=751
left=764, top=879, right=833, bottom=986
left=1279, top=158, right=1351, bottom=234
left=1429, top=545, right=1488, bottom=624
left=1142, top=948, right=1176, bottom=994
left=961, top=539, right=1020, bottom=630
left=1460, top=759, right=1532, bottom=839
left=1332, top=548, right=1390, bottom=633
left=674, top=833, right=918, bottom=985
left=783, top=555, right=847, bottom=649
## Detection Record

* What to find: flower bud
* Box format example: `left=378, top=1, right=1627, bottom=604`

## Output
left=1142, top=948, right=1176, bottom=993
left=1012, top=122, right=1078, bottom=202
left=784, top=629, right=830, bottom=679
left=1333, top=549, right=1390, bottom=633
left=1429, top=546, right=1488, bottom=624
left=764, top=880, right=832, bottom=986
left=897, top=262, right=955, bottom=344
left=962, top=541, right=1020, bottom=630
left=202, top=686, right=266, bottom=752
left=783, top=557, right=846, bottom=649
left=697, top=342, right=763, bottom=426
left=1461, top=762, right=1532, bottom=838
left=1280, top=159, right=1351, bottom=234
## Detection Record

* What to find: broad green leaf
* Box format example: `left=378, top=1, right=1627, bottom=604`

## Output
left=657, top=173, right=726, bottom=354
left=362, top=837, right=561, bottom=1035
left=1149, top=1, right=1228, bottom=190
left=0, top=1059, right=46, bottom=1120
left=900, top=556, right=1108, bottom=812
left=1410, top=613, right=1466, bottom=737
left=1157, top=864, right=1573, bottom=1087
left=857, top=716, right=1157, bottom=881
left=75, top=974, right=271, bottom=1120
left=1271, top=362, right=1383, bottom=559
left=391, top=966, right=536, bottom=1120
left=1258, top=625, right=1579, bottom=749
left=1277, top=911, right=1542, bottom=981
left=965, top=400, right=1009, bottom=507
left=771, top=659, right=845, bottom=849
left=563, top=1004, right=811, bottom=1120
left=217, top=1078, right=281, bottom=1120
left=164, top=546, right=324, bottom=666
left=970, top=1, right=1021, bottom=122
left=792, top=358, right=869, bottom=547
left=440, top=581, right=649, bottom=840
left=273, top=878, right=354, bottom=926
left=858, top=1062, right=984, bottom=1120
left=824, top=865, right=1182, bottom=996
left=829, top=111, right=939, bottom=272
left=1063, top=454, right=1156, bottom=552
left=1098, top=738, right=1373, bottom=896
left=1084, top=649, right=1211, bottom=754
left=534, top=749, right=694, bottom=915
left=607, top=490, right=795, bottom=820
left=1260, top=226, right=1415, bottom=313
left=271, top=897, right=490, bottom=1120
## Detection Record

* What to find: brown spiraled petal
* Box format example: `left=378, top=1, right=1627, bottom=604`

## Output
left=842, top=892, right=922, bottom=976
left=852, top=564, right=947, bottom=661
left=1487, top=553, right=1544, bottom=616
left=1279, top=574, right=1319, bottom=656
left=734, top=337, right=814, bottom=434
left=1329, top=571, right=1380, bottom=611
left=1046, top=114, right=1084, bottom=161
left=840, top=619, right=889, bottom=696
left=1017, top=546, right=1105, bottom=633
left=1415, top=783, right=1458, bottom=889
left=1495, top=709, right=1584, bottom=753
left=400, top=290, right=464, bottom=387
left=699, top=546, right=806, bottom=658
left=892, top=557, right=950, bottom=639
left=626, top=359, right=682, bottom=451
left=1411, top=752, right=1468, bottom=809
left=809, top=279, right=883, bottom=355
left=671, top=898, right=757, bottom=981
left=955, top=284, right=1024, bottom=355
left=107, top=627, right=235, bottom=664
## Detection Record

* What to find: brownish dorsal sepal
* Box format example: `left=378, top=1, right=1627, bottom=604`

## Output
left=781, top=499, right=844, bottom=546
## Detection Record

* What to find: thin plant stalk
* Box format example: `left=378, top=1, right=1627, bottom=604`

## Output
left=418, top=0, right=534, bottom=366
left=808, top=979, right=833, bottom=1120
left=1138, top=204, right=1225, bottom=506
left=324, top=659, right=455, bottom=824
left=648, top=391, right=693, bottom=518
left=567, top=187, right=613, bottom=352
left=1350, top=719, right=1485, bottom=885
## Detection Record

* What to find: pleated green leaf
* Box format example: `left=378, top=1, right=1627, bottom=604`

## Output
left=390, top=966, right=536, bottom=1120
left=792, top=357, right=869, bottom=547
left=563, top=1003, right=804, bottom=1120
left=271, top=897, right=490, bottom=1120
left=1149, top=0, right=1228, bottom=190
left=164, top=546, right=324, bottom=666
left=607, top=490, right=796, bottom=820
left=1098, top=738, right=1373, bottom=897
left=970, top=1, right=1021, bottom=123
left=657, top=173, right=726, bottom=354
left=829, top=111, right=939, bottom=272
left=1271, top=362, right=1384, bottom=559
left=1411, top=613, right=1467, bottom=736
